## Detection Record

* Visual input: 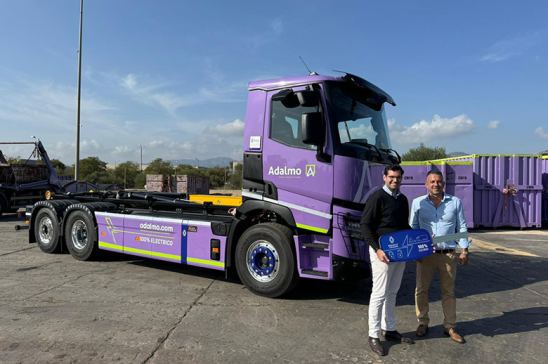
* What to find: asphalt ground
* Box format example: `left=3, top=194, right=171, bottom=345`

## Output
left=0, top=214, right=546, bottom=363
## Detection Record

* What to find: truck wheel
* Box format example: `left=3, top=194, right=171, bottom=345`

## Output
left=64, top=210, right=98, bottom=261
left=235, top=223, right=297, bottom=297
left=34, top=208, right=62, bottom=253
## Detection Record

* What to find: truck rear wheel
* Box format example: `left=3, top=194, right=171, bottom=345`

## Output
left=235, top=223, right=297, bottom=297
left=34, top=208, right=62, bottom=253
left=64, top=210, right=98, bottom=261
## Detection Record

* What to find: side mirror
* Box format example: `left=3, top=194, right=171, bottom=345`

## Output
left=273, top=89, right=320, bottom=108
left=301, top=112, right=325, bottom=146
left=295, top=90, right=319, bottom=107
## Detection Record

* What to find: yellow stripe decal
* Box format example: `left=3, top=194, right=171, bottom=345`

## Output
left=401, top=161, right=472, bottom=166
left=99, top=241, right=123, bottom=251
left=187, top=257, right=225, bottom=268
left=99, top=241, right=180, bottom=262
left=296, top=223, right=329, bottom=234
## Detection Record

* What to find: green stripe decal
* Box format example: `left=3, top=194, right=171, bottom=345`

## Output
left=296, top=223, right=329, bottom=234
left=401, top=161, right=472, bottom=166
left=99, top=241, right=180, bottom=262
left=99, top=241, right=123, bottom=251
left=187, top=257, right=225, bottom=268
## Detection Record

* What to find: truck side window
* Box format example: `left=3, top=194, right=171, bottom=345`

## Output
left=270, top=99, right=318, bottom=150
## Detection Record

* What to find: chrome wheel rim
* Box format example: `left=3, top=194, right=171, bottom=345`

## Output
left=38, top=216, right=54, bottom=245
left=71, top=219, right=88, bottom=251
left=246, top=240, right=280, bottom=283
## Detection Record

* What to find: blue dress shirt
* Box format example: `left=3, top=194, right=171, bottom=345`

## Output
left=409, top=193, right=469, bottom=250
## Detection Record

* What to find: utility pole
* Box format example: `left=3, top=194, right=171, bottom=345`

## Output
left=140, top=144, right=143, bottom=172
left=74, top=0, right=84, bottom=180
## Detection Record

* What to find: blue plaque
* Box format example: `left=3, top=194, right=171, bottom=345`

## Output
left=379, top=229, right=434, bottom=262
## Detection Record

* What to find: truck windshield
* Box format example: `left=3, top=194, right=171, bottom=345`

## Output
left=328, top=83, right=392, bottom=150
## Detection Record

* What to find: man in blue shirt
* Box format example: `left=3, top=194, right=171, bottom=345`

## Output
left=409, top=170, right=469, bottom=344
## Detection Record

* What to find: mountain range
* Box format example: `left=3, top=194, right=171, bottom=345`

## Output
left=170, top=157, right=234, bottom=168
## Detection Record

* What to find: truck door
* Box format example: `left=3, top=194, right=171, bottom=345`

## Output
left=262, top=87, right=333, bottom=234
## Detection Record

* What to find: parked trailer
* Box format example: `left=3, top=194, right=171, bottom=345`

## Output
left=0, top=140, right=107, bottom=216
left=0, top=141, right=60, bottom=215
left=29, top=72, right=402, bottom=297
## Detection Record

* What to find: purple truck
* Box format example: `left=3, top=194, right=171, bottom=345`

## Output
left=28, top=72, right=401, bottom=297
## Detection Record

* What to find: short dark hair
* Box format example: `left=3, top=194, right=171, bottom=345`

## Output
left=384, top=164, right=404, bottom=176
left=426, top=170, right=443, bottom=179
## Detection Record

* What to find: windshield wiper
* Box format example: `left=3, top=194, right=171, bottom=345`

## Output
left=348, top=140, right=383, bottom=161
left=379, top=148, right=402, bottom=164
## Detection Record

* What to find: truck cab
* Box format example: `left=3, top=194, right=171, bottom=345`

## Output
left=235, top=72, right=400, bottom=287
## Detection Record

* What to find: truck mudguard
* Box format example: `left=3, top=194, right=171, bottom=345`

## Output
left=29, top=199, right=80, bottom=243
left=225, top=199, right=296, bottom=268
left=61, top=202, right=118, bottom=235
left=237, top=199, right=296, bottom=227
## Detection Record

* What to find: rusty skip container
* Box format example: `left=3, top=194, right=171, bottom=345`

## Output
left=176, top=175, right=209, bottom=195
left=401, top=161, right=474, bottom=228
left=145, top=174, right=176, bottom=192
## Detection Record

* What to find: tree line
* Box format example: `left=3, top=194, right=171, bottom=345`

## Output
left=51, top=157, right=242, bottom=190
left=6, top=144, right=450, bottom=190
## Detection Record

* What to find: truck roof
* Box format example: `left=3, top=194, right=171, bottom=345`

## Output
left=248, top=72, right=396, bottom=107
left=248, top=74, right=340, bottom=91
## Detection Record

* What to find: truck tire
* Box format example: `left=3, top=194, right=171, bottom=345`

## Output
left=34, top=208, right=62, bottom=253
left=235, top=223, right=297, bottom=297
left=64, top=209, right=98, bottom=261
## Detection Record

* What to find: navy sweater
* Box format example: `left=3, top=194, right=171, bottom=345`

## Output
left=360, top=188, right=411, bottom=251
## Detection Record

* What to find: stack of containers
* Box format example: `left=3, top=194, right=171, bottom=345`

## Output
left=400, top=161, right=474, bottom=228
left=145, top=174, right=176, bottom=192
left=425, top=154, right=543, bottom=229
left=176, top=175, right=209, bottom=194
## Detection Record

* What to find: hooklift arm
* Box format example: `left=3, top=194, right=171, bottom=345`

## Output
left=0, top=140, right=59, bottom=185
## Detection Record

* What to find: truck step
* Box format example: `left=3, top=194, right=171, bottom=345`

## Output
left=301, top=269, right=328, bottom=277
left=301, top=242, right=329, bottom=250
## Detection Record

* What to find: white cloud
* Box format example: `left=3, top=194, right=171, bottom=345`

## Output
left=0, top=80, right=114, bottom=132
left=120, top=73, right=191, bottom=115
left=206, top=119, right=244, bottom=137
left=122, top=73, right=138, bottom=90
left=388, top=114, right=475, bottom=144
left=534, top=127, right=548, bottom=140
left=120, top=73, right=245, bottom=115
left=480, top=31, right=544, bottom=63
left=488, top=120, right=500, bottom=129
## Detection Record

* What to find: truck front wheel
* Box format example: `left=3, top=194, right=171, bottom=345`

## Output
left=64, top=210, right=98, bottom=261
left=34, top=208, right=62, bottom=253
left=235, top=223, right=297, bottom=297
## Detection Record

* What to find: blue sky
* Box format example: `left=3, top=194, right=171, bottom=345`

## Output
left=0, top=0, right=547, bottom=164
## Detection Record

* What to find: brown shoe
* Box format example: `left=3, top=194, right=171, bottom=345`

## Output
left=416, top=324, right=429, bottom=337
left=444, top=328, right=465, bottom=344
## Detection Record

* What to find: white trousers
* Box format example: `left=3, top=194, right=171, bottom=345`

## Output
left=368, top=246, right=406, bottom=338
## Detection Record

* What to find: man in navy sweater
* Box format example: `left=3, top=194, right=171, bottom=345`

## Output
left=361, top=164, right=414, bottom=356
